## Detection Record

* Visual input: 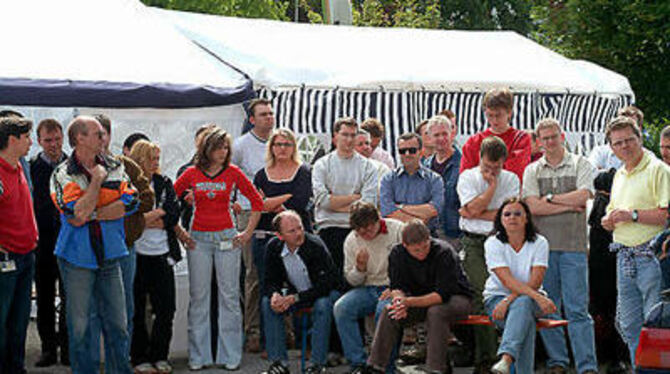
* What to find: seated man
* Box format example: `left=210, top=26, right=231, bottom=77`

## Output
left=262, top=210, right=342, bottom=374
left=334, top=202, right=403, bottom=373
left=365, top=220, right=473, bottom=374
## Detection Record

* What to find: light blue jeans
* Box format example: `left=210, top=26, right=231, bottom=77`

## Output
left=333, top=286, right=386, bottom=368
left=615, top=252, right=661, bottom=366
left=261, top=290, right=340, bottom=366
left=58, top=258, right=131, bottom=374
left=539, top=251, right=598, bottom=373
left=188, top=229, right=242, bottom=369
left=90, top=246, right=136, bottom=371
left=485, top=295, right=540, bottom=374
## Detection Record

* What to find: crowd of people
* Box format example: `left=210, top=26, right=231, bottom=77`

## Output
left=0, top=87, right=669, bottom=374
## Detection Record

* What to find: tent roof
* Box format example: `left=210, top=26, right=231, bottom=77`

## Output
left=158, top=9, right=633, bottom=95
left=0, top=0, right=254, bottom=108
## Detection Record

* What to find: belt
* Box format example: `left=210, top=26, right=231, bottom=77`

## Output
left=610, top=240, right=654, bottom=278
left=463, top=231, right=488, bottom=241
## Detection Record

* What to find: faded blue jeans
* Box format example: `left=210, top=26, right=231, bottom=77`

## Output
left=90, top=246, right=136, bottom=371
left=333, top=285, right=386, bottom=368
left=615, top=252, right=661, bottom=366
left=58, top=258, right=131, bottom=374
left=0, top=251, right=34, bottom=374
left=539, top=251, right=598, bottom=373
left=485, top=295, right=540, bottom=374
left=188, top=229, right=242, bottom=369
left=262, top=290, right=340, bottom=366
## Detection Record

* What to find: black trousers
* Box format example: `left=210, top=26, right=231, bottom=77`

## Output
left=130, top=253, right=176, bottom=364
left=35, top=233, right=67, bottom=355
left=318, top=227, right=351, bottom=281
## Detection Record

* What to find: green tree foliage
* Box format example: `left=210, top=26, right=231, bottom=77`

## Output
left=440, top=0, right=532, bottom=34
left=352, top=0, right=441, bottom=29
left=531, top=0, right=670, bottom=122
left=141, top=0, right=288, bottom=20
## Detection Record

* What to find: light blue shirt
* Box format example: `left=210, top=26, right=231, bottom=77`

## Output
left=379, top=165, right=444, bottom=231
left=281, top=244, right=312, bottom=292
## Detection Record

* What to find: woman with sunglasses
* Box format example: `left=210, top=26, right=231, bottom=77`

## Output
left=483, top=198, right=557, bottom=374
left=253, top=129, right=312, bottom=294
left=174, top=127, right=263, bottom=371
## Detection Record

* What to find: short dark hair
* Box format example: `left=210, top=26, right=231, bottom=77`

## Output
left=249, top=98, right=272, bottom=117
left=605, top=116, right=641, bottom=143
left=480, top=136, right=508, bottom=162
left=397, top=132, right=423, bottom=149
left=0, top=117, right=32, bottom=150
left=493, top=197, right=538, bottom=243
left=333, top=117, right=358, bottom=134
left=401, top=219, right=430, bottom=245
left=483, top=88, right=514, bottom=111
left=271, top=210, right=302, bottom=233
left=617, top=105, right=644, bottom=127
left=661, top=125, right=670, bottom=140
left=349, top=201, right=380, bottom=230
left=361, top=118, right=384, bottom=138
left=123, top=132, right=150, bottom=151
left=94, top=114, right=111, bottom=135
left=0, top=110, right=24, bottom=118
left=415, top=120, right=429, bottom=135
left=36, top=119, right=63, bottom=139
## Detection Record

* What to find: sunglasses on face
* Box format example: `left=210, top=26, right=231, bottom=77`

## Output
left=398, top=147, right=419, bottom=155
left=272, top=142, right=294, bottom=148
left=503, top=211, right=524, bottom=217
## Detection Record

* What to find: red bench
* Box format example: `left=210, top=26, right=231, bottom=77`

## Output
left=457, top=314, right=568, bottom=329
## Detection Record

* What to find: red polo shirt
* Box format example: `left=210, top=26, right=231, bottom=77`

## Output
left=0, top=156, right=38, bottom=254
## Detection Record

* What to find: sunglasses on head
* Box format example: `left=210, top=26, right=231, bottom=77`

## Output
left=398, top=147, right=418, bottom=155
left=503, top=211, right=524, bottom=217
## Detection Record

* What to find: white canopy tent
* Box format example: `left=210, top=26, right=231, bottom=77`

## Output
left=157, top=8, right=634, bottom=156
left=0, top=0, right=255, bottom=178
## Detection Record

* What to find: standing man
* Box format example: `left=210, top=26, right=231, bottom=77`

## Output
left=457, top=136, right=520, bottom=372
left=262, top=210, right=342, bottom=374
left=51, top=116, right=139, bottom=373
left=380, top=132, right=443, bottom=234
left=601, top=116, right=670, bottom=365
left=362, top=118, right=395, bottom=170
left=460, top=88, right=531, bottom=183
left=423, top=115, right=462, bottom=249
left=312, top=117, right=378, bottom=276
left=415, top=120, right=434, bottom=161
left=0, top=116, right=38, bottom=374
left=31, top=119, right=69, bottom=367
left=588, top=105, right=645, bottom=172
left=354, top=129, right=391, bottom=184
left=660, top=125, right=670, bottom=165
left=232, top=98, right=275, bottom=352
left=522, top=118, right=598, bottom=374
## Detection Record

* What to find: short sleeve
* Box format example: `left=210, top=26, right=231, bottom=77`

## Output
left=521, top=163, right=540, bottom=198
left=484, top=236, right=508, bottom=271
left=653, top=163, right=670, bottom=208
left=531, top=236, right=550, bottom=268
left=456, top=169, right=480, bottom=206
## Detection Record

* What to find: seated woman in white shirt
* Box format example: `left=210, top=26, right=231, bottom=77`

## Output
left=483, top=197, right=557, bottom=374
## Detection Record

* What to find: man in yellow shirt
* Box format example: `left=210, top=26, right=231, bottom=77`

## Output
left=602, top=116, right=670, bottom=366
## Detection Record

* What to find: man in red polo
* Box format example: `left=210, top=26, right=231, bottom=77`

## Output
left=0, top=115, right=38, bottom=374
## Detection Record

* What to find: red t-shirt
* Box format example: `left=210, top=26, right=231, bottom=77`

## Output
left=459, top=127, right=531, bottom=183
left=174, top=164, right=263, bottom=232
left=0, top=157, right=37, bottom=254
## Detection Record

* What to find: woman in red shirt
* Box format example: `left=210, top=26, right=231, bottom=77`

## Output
left=174, top=127, right=262, bottom=371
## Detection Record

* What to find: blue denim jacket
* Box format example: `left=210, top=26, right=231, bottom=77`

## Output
left=423, top=148, right=462, bottom=238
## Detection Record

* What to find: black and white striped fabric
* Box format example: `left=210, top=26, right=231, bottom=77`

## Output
left=258, top=87, right=633, bottom=157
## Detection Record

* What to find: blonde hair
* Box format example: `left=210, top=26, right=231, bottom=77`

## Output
left=129, top=140, right=161, bottom=175
left=535, top=118, right=562, bottom=134
left=265, top=128, right=301, bottom=167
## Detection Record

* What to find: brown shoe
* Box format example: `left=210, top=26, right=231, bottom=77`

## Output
left=546, top=366, right=567, bottom=374
left=245, top=333, right=261, bottom=353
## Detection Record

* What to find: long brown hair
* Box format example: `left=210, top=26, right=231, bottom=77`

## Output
left=194, top=127, right=232, bottom=171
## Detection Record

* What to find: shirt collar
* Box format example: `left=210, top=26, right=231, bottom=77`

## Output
left=281, top=242, right=300, bottom=258
left=39, top=151, right=67, bottom=166
left=538, top=150, right=571, bottom=169
left=621, top=151, right=651, bottom=176
left=398, top=165, right=428, bottom=178
left=379, top=219, right=388, bottom=234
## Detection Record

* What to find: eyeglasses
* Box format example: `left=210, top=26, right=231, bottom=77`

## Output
left=272, top=142, right=294, bottom=148
left=540, top=133, right=560, bottom=143
left=398, top=147, right=419, bottom=155
left=611, top=137, right=638, bottom=149
left=502, top=211, right=524, bottom=217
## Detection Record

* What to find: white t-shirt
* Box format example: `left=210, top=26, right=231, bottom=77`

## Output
left=135, top=228, right=169, bottom=256
left=457, top=167, right=519, bottom=234
left=232, top=130, right=268, bottom=210
left=482, top=234, right=549, bottom=300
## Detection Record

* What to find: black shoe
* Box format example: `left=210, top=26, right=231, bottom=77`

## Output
left=352, top=365, right=384, bottom=374
left=35, top=351, right=58, bottom=367
left=264, top=361, right=290, bottom=374
left=305, top=364, right=327, bottom=374
left=606, top=361, right=629, bottom=374
left=60, top=350, right=70, bottom=366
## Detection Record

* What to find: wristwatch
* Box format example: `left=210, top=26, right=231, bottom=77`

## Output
left=632, top=210, right=639, bottom=222
left=546, top=194, right=554, bottom=203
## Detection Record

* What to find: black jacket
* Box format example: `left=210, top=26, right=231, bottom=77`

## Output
left=264, top=233, right=343, bottom=305
left=151, top=173, right=182, bottom=263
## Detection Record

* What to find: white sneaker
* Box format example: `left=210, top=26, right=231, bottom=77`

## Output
left=188, top=363, right=204, bottom=371
left=134, top=362, right=157, bottom=374
left=154, top=360, right=173, bottom=373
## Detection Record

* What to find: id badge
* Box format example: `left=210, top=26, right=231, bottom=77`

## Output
left=219, top=240, right=234, bottom=251
left=0, top=260, right=17, bottom=273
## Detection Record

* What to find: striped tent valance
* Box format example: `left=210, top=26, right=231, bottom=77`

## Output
left=258, top=87, right=633, bottom=158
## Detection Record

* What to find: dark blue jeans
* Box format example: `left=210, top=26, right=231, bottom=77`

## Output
left=0, top=251, right=35, bottom=374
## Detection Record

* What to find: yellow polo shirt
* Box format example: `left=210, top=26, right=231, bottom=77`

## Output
left=607, top=152, right=670, bottom=247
